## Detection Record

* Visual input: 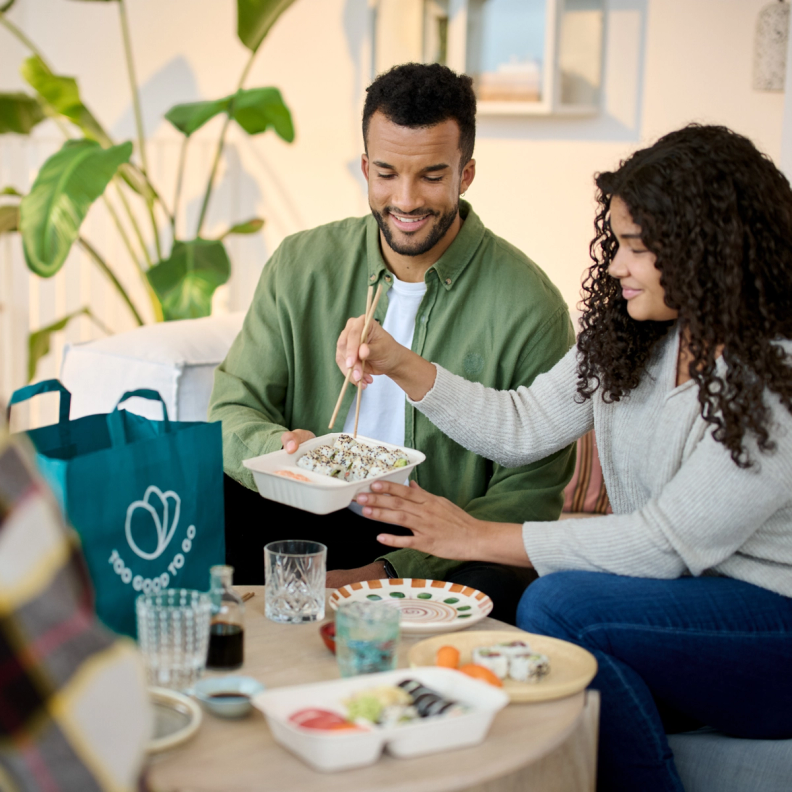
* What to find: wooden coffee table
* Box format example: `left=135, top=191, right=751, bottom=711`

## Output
left=148, top=587, right=599, bottom=792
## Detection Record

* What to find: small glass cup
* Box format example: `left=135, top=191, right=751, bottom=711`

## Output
left=264, top=540, right=327, bottom=624
left=335, top=600, right=401, bottom=677
left=136, top=588, right=211, bottom=690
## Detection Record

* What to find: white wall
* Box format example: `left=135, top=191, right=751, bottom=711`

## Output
left=0, top=0, right=785, bottom=413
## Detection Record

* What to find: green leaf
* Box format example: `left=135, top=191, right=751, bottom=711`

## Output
left=220, top=217, right=264, bottom=239
left=1, top=186, right=23, bottom=196
left=0, top=1, right=17, bottom=12
left=0, top=205, right=19, bottom=234
left=237, top=0, right=295, bottom=53
left=165, top=97, right=230, bottom=137
left=146, top=239, right=231, bottom=321
left=21, top=55, right=111, bottom=146
left=20, top=139, right=132, bottom=277
left=231, top=87, right=294, bottom=142
left=28, top=307, right=91, bottom=383
left=0, top=92, right=45, bottom=134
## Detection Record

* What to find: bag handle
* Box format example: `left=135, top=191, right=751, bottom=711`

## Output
left=7, top=380, right=72, bottom=447
left=107, top=389, right=171, bottom=447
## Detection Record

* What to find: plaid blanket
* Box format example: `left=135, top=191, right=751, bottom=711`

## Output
left=0, top=424, right=150, bottom=791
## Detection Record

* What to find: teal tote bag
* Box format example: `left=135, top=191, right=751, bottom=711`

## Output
left=9, top=381, right=225, bottom=637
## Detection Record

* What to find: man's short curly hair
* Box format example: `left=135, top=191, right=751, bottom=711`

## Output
left=363, top=63, right=476, bottom=164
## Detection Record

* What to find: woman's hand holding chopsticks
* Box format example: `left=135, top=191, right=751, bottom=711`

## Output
left=335, top=316, right=438, bottom=403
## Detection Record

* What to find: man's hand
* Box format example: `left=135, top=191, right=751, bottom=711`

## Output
left=281, top=429, right=316, bottom=454
left=326, top=561, right=387, bottom=589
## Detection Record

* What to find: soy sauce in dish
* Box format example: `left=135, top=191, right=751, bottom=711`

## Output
left=208, top=691, right=250, bottom=700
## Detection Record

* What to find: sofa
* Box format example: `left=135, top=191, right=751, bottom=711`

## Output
left=59, top=315, right=792, bottom=792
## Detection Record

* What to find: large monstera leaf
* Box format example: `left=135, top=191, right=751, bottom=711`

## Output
left=0, top=92, right=44, bottom=134
left=146, top=239, right=231, bottom=321
left=165, top=87, right=294, bottom=141
left=21, top=56, right=111, bottom=146
left=237, top=0, right=296, bottom=53
left=20, top=139, right=132, bottom=277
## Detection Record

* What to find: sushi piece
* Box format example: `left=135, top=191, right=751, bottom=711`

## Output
left=471, top=647, right=509, bottom=679
left=346, top=456, right=371, bottom=482
left=365, top=461, right=391, bottom=479
left=509, top=651, right=550, bottom=683
left=495, top=639, right=533, bottom=657
left=296, top=455, right=341, bottom=477
left=312, top=444, right=336, bottom=460
left=333, top=434, right=359, bottom=454
left=396, top=679, right=465, bottom=718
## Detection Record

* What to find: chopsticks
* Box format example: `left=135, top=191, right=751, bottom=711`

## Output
left=329, top=283, right=383, bottom=430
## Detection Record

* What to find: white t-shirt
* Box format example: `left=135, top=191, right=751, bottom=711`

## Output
left=342, top=275, right=427, bottom=446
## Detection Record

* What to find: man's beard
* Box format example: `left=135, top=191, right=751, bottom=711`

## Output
left=371, top=204, right=459, bottom=257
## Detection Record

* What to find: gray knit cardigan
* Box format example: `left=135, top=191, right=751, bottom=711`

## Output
left=411, top=326, right=792, bottom=597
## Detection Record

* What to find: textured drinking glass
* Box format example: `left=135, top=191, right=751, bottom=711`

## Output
left=335, top=600, right=401, bottom=677
left=264, top=540, right=327, bottom=623
left=136, top=589, right=211, bottom=690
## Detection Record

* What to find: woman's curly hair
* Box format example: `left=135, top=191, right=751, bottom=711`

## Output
left=577, top=124, right=792, bottom=467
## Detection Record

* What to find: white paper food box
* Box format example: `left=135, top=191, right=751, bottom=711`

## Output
left=252, top=667, right=509, bottom=772
left=243, top=433, right=425, bottom=515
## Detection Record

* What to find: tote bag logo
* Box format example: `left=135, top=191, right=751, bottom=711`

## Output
left=125, top=485, right=180, bottom=560
left=108, top=483, right=198, bottom=595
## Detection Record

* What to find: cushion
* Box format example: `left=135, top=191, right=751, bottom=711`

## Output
left=563, top=430, right=611, bottom=514
left=60, top=313, right=244, bottom=422
left=669, top=728, right=792, bottom=792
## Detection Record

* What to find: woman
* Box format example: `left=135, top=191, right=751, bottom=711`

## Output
left=336, top=125, right=792, bottom=791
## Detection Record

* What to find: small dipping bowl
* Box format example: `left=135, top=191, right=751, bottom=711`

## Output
left=319, top=620, right=336, bottom=654
left=193, top=676, right=265, bottom=719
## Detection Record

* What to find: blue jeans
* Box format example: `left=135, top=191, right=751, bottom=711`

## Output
left=516, top=571, right=792, bottom=792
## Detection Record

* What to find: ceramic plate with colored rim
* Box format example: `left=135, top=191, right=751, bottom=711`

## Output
left=407, top=629, right=598, bottom=703
left=329, top=579, right=493, bottom=634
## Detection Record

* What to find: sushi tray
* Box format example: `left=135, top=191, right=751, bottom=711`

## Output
left=252, top=667, right=508, bottom=772
left=408, top=630, right=597, bottom=704
left=243, top=432, right=425, bottom=515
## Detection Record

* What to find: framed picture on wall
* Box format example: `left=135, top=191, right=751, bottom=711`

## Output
left=373, top=0, right=605, bottom=116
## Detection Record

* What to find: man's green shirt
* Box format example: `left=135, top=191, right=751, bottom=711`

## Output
left=209, top=202, right=575, bottom=580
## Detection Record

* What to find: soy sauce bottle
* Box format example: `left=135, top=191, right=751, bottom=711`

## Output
left=207, top=565, right=245, bottom=670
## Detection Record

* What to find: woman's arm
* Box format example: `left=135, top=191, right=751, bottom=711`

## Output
left=337, top=321, right=593, bottom=467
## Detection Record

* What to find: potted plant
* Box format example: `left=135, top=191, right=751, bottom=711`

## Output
left=0, top=0, right=296, bottom=380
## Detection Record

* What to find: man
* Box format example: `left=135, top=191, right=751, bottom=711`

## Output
left=0, top=418, right=150, bottom=791
left=209, top=63, right=574, bottom=623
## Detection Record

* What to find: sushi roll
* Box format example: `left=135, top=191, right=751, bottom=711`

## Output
left=333, top=434, right=359, bottom=454
left=374, top=448, right=401, bottom=467
left=346, top=457, right=371, bottom=482
left=365, top=461, right=391, bottom=479
left=296, top=454, right=320, bottom=472
left=471, top=647, right=509, bottom=679
left=508, top=651, right=550, bottom=683
left=333, top=450, right=357, bottom=475
left=495, top=640, right=533, bottom=657
left=296, top=454, right=341, bottom=477
left=313, top=444, right=336, bottom=460
left=396, top=679, right=464, bottom=718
